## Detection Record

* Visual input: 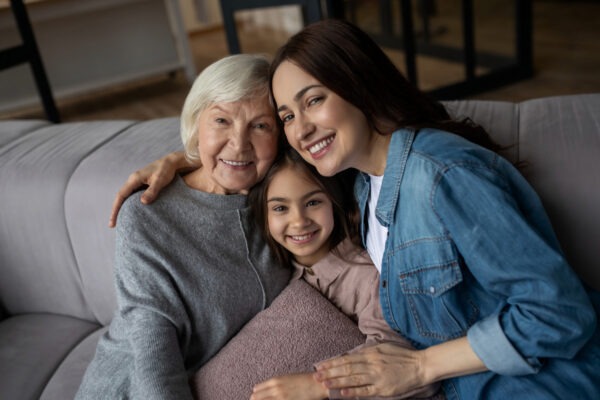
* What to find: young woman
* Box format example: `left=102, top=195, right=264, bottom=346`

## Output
left=248, top=149, right=442, bottom=400
left=269, top=19, right=599, bottom=399
left=108, top=19, right=599, bottom=400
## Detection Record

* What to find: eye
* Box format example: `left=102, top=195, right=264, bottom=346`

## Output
left=215, top=117, right=227, bottom=124
left=253, top=122, right=271, bottom=131
left=306, top=199, right=322, bottom=207
left=279, top=113, right=294, bottom=124
left=307, top=96, right=323, bottom=107
left=271, top=204, right=287, bottom=213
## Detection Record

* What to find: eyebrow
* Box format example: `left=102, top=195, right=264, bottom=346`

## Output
left=277, top=85, right=322, bottom=113
left=207, top=104, right=226, bottom=113
left=207, top=105, right=273, bottom=121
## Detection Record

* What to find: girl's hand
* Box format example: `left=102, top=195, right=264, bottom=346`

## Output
left=313, top=343, right=427, bottom=398
left=109, top=151, right=194, bottom=227
left=250, top=373, right=328, bottom=400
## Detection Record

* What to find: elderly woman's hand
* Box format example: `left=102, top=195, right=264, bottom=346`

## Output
left=109, top=151, right=195, bottom=227
left=313, top=343, right=428, bottom=398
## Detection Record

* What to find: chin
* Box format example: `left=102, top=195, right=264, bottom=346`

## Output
left=315, top=164, right=340, bottom=177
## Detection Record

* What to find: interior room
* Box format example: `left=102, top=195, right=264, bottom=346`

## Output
left=2, top=2, right=600, bottom=400
left=1, top=0, right=598, bottom=122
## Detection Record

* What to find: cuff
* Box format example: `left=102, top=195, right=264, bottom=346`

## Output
left=467, top=314, right=542, bottom=376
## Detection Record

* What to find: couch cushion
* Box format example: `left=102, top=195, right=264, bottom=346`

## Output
left=0, top=314, right=100, bottom=400
left=40, top=327, right=108, bottom=400
left=0, top=120, right=51, bottom=147
left=517, top=94, right=600, bottom=290
left=444, top=99, right=519, bottom=163
left=65, top=118, right=183, bottom=324
left=192, top=279, right=365, bottom=399
left=0, top=121, right=135, bottom=319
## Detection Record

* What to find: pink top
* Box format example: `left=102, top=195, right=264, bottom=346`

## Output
left=291, top=239, right=406, bottom=347
left=291, top=239, right=443, bottom=400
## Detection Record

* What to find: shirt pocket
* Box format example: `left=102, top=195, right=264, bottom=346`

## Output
left=394, top=239, right=479, bottom=341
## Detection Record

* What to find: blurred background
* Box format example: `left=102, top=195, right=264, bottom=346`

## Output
left=1, top=0, right=598, bottom=122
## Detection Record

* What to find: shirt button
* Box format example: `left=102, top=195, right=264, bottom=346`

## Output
left=429, top=286, right=436, bottom=294
left=382, top=280, right=387, bottom=288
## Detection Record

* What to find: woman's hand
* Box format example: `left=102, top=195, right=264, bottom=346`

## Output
left=109, top=151, right=195, bottom=227
left=314, top=337, right=487, bottom=398
left=250, top=373, right=328, bottom=400
left=313, top=343, right=428, bottom=398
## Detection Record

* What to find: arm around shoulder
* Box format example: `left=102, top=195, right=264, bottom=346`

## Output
left=109, top=151, right=196, bottom=228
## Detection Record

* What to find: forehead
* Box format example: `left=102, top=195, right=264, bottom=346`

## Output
left=272, top=61, right=318, bottom=97
left=203, top=97, right=274, bottom=116
left=269, top=166, right=320, bottom=193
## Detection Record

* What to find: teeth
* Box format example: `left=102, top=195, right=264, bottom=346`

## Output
left=222, top=160, right=251, bottom=166
left=308, top=136, right=334, bottom=154
left=290, top=233, right=312, bottom=241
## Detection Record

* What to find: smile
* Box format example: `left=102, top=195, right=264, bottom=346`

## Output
left=287, top=231, right=316, bottom=243
left=307, top=135, right=335, bottom=155
left=221, top=159, right=252, bottom=167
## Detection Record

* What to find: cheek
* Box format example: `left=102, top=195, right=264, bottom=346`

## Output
left=267, top=216, right=276, bottom=234
left=267, top=215, right=284, bottom=241
left=284, top=130, right=316, bottom=166
left=196, top=130, right=220, bottom=156
left=255, top=135, right=279, bottom=160
left=323, top=208, right=336, bottom=234
left=284, top=128, right=295, bottom=145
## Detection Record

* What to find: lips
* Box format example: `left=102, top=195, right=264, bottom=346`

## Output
left=221, top=159, right=252, bottom=167
left=307, top=135, right=335, bottom=155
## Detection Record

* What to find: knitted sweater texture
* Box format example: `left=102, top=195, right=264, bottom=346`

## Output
left=76, top=176, right=290, bottom=400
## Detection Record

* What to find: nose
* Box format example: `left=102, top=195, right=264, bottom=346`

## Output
left=229, top=127, right=251, bottom=151
left=290, top=112, right=315, bottom=144
left=290, top=206, right=311, bottom=229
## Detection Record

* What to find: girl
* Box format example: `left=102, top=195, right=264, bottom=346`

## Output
left=248, top=149, right=442, bottom=400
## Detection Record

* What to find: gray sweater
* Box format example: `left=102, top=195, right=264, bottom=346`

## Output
left=76, top=176, right=290, bottom=400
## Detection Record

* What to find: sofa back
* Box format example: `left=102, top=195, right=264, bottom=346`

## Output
left=447, top=94, right=600, bottom=290
left=1, top=95, right=598, bottom=327
left=0, top=118, right=182, bottom=324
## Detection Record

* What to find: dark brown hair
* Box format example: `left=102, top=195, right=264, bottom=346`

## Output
left=269, top=18, right=500, bottom=151
left=249, top=148, right=361, bottom=267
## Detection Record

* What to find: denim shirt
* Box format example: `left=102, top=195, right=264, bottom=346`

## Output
left=354, top=128, right=598, bottom=379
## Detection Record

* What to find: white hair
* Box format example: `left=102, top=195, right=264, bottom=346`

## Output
left=180, top=54, right=272, bottom=162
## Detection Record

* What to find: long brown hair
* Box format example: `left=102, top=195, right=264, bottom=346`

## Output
left=269, top=19, right=500, bottom=151
left=249, top=148, right=361, bottom=267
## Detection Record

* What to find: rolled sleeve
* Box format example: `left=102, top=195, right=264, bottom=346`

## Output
left=433, top=159, right=595, bottom=371
left=467, top=314, right=542, bottom=375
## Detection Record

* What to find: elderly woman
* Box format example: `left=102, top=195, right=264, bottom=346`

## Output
left=75, top=54, right=290, bottom=400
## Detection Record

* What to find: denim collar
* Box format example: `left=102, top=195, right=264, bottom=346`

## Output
left=369, top=128, right=415, bottom=227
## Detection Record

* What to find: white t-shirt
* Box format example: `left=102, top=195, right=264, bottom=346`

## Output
left=365, top=174, right=388, bottom=272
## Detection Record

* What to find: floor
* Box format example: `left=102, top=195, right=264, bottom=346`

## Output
left=1, top=0, right=599, bottom=122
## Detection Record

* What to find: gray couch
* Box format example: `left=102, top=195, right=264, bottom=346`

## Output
left=1, top=94, right=599, bottom=400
